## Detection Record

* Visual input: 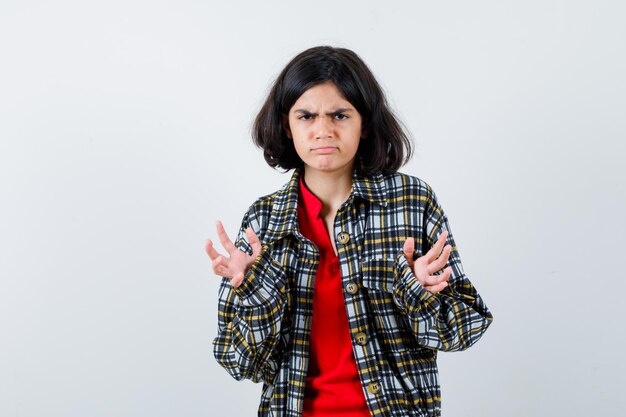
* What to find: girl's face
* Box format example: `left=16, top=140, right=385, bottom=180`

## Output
left=285, top=81, right=363, bottom=177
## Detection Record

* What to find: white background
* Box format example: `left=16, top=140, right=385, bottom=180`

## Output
left=1, top=1, right=625, bottom=416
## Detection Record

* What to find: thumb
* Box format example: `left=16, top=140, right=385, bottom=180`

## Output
left=402, top=237, right=415, bottom=264
left=246, top=227, right=262, bottom=258
left=232, top=271, right=245, bottom=288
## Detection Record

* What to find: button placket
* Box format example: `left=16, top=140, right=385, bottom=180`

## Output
left=335, top=204, right=384, bottom=405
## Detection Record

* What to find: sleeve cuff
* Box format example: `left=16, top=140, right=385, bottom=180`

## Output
left=233, top=246, right=286, bottom=306
left=393, top=251, right=440, bottom=312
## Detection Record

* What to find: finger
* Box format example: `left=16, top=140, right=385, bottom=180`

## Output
left=425, top=280, right=448, bottom=294
left=427, top=244, right=452, bottom=275
left=231, top=271, right=245, bottom=288
left=205, top=239, right=221, bottom=261
left=425, top=230, right=449, bottom=262
left=213, top=264, right=229, bottom=277
left=216, top=220, right=237, bottom=254
left=211, top=255, right=231, bottom=278
left=402, top=237, right=415, bottom=265
left=246, top=227, right=263, bottom=258
left=420, top=266, right=452, bottom=286
left=211, top=255, right=226, bottom=276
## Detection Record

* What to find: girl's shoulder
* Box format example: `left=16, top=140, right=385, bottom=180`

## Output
left=237, top=172, right=300, bottom=237
left=378, top=170, right=437, bottom=200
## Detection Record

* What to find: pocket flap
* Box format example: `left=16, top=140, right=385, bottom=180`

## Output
left=360, top=258, right=396, bottom=293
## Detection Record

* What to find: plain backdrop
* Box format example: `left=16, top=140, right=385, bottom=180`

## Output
left=1, top=1, right=625, bottom=416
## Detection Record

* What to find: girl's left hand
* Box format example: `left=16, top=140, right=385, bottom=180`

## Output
left=402, top=230, right=452, bottom=294
left=205, top=220, right=262, bottom=288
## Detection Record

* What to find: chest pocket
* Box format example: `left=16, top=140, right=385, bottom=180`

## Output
left=360, top=258, right=422, bottom=353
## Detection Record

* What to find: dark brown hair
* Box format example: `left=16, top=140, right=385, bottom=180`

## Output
left=252, top=46, right=413, bottom=175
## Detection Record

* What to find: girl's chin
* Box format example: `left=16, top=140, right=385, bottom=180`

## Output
left=303, top=161, right=355, bottom=174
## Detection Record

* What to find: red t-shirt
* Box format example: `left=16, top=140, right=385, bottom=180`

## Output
left=298, top=177, right=370, bottom=417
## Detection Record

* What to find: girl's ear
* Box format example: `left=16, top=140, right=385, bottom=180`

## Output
left=282, top=114, right=292, bottom=139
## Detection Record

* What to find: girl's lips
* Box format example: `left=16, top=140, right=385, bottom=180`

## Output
left=312, top=146, right=337, bottom=154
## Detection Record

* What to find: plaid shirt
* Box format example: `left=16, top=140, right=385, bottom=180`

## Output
left=213, top=168, right=493, bottom=417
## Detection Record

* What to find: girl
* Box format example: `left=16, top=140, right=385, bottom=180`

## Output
left=205, top=46, right=493, bottom=417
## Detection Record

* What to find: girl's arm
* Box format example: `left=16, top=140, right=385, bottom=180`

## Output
left=210, top=209, right=289, bottom=383
left=393, top=185, right=494, bottom=352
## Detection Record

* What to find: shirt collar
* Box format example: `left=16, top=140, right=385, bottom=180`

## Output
left=351, top=169, right=388, bottom=207
left=264, top=168, right=388, bottom=244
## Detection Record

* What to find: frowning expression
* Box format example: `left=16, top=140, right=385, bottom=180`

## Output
left=285, top=81, right=363, bottom=176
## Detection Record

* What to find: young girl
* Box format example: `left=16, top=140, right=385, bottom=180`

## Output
left=205, top=46, right=493, bottom=417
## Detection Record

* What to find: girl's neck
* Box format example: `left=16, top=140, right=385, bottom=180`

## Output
left=302, top=166, right=354, bottom=216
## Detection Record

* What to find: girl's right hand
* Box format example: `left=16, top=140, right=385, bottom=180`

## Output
left=205, top=220, right=262, bottom=288
left=402, top=230, right=452, bottom=294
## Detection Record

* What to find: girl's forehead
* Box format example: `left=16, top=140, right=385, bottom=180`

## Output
left=292, top=82, right=352, bottom=107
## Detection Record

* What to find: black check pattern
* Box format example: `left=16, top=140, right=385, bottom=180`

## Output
left=213, top=169, right=493, bottom=416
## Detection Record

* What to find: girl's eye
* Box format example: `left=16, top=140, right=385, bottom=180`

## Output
left=334, top=113, right=348, bottom=120
left=298, top=114, right=312, bottom=121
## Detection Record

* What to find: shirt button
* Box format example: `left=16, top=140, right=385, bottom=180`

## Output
left=345, top=282, right=359, bottom=295
left=367, top=381, right=382, bottom=395
left=355, top=332, right=368, bottom=345
left=336, top=231, right=350, bottom=245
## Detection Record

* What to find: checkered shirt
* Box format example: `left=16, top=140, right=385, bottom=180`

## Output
left=212, top=168, right=493, bottom=417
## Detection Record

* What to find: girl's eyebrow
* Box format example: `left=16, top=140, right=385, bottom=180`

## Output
left=293, top=108, right=354, bottom=115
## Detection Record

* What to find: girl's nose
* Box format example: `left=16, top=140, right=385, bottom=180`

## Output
left=314, top=116, right=333, bottom=139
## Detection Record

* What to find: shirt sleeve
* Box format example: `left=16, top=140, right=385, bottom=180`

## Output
left=392, top=184, right=494, bottom=352
left=212, top=207, right=289, bottom=383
